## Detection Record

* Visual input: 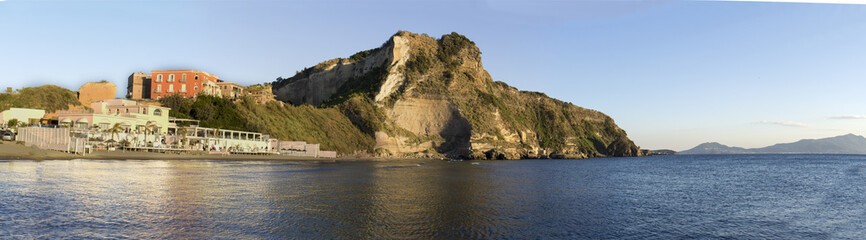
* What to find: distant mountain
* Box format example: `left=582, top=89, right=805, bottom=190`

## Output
left=680, top=142, right=751, bottom=154
left=681, top=134, right=866, bottom=155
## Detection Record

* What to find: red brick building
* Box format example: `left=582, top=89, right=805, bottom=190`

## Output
left=149, top=70, right=220, bottom=99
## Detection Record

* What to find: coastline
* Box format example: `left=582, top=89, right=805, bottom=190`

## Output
left=0, top=141, right=385, bottom=162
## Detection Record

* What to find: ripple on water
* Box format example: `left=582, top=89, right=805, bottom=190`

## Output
left=2, top=156, right=866, bottom=238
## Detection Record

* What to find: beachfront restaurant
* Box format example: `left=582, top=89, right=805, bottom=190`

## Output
left=168, top=125, right=271, bottom=153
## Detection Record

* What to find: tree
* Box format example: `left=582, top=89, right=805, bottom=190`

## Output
left=191, top=103, right=215, bottom=121
left=144, top=121, right=158, bottom=144
left=7, top=119, right=19, bottom=129
left=108, top=123, right=124, bottom=142
left=176, top=127, right=189, bottom=149
left=6, top=119, right=26, bottom=131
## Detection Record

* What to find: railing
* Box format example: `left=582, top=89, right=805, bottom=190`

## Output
left=56, top=109, right=94, bottom=114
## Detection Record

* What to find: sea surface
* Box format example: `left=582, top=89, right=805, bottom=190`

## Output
left=2, top=155, right=866, bottom=239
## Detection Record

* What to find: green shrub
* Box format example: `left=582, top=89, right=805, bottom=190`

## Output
left=437, top=32, right=473, bottom=68
left=0, top=85, right=81, bottom=112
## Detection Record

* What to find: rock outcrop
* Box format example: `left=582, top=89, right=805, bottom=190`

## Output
left=78, top=81, right=117, bottom=106
left=273, top=31, right=642, bottom=159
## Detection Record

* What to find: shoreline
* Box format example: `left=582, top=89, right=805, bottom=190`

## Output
left=0, top=141, right=387, bottom=162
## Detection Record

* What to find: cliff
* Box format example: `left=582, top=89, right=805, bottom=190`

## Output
left=273, top=31, right=641, bottom=159
left=78, top=81, right=117, bottom=106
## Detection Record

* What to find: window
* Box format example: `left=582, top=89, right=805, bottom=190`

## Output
left=156, top=75, right=163, bottom=82
left=181, top=74, right=187, bottom=82
left=156, top=85, right=162, bottom=92
left=153, top=109, right=162, bottom=116
left=168, top=74, right=175, bottom=82
left=194, top=86, right=199, bottom=91
left=168, top=84, right=174, bottom=92
left=181, top=84, right=187, bottom=92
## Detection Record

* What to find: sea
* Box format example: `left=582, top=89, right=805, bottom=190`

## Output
left=2, top=155, right=865, bottom=239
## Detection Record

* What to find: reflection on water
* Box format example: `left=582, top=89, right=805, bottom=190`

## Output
left=2, top=155, right=866, bottom=238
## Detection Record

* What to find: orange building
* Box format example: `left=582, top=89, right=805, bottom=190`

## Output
left=150, top=70, right=220, bottom=99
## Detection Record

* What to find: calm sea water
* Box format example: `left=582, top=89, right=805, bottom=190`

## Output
left=2, top=155, right=866, bottom=239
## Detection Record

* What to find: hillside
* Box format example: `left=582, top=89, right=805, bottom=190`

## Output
left=679, top=142, right=751, bottom=154
left=273, top=31, right=642, bottom=159
left=159, top=95, right=374, bottom=155
left=0, top=85, right=81, bottom=112
left=681, top=134, right=866, bottom=155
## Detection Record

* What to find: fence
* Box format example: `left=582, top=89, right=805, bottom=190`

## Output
left=16, top=127, right=87, bottom=155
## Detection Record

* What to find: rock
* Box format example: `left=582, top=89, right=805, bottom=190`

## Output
left=272, top=31, right=642, bottom=159
left=78, top=81, right=117, bottom=106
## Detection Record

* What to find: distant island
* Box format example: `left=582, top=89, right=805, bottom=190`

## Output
left=681, top=134, right=866, bottom=155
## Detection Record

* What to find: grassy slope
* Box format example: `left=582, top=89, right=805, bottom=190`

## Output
left=160, top=95, right=373, bottom=154
left=0, top=85, right=81, bottom=112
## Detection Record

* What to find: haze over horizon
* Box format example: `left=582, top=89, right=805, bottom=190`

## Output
left=1, top=0, right=864, bottom=151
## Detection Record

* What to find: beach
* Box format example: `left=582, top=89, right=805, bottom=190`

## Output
left=0, top=141, right=374, bottom=162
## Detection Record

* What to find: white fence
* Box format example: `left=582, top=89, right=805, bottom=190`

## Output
left=16, top=127, right=87, bottom=154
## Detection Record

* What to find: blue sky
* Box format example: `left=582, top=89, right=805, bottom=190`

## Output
left=1, top=0, right=865, bottom=150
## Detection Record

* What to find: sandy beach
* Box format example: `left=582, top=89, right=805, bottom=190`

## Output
left=0, top=141, right=381, bottom=162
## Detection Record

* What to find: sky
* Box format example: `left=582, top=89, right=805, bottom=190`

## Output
left=1, top=0, right=865, bottom=151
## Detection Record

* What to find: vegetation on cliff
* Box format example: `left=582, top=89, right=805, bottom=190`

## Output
left=271, top=31, right=641, bottom=159
left=0, top=85, right=81, bottom=112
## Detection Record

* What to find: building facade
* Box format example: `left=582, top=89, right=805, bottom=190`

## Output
left=57, top=99, right=171, bottom=134
left=127, top=72, right=152, bottom=99
left=217, top=81, right=245, bottom=99
left=1, top=108, right=46, bottom=127
left=244, top=84, right=277, bottom=104
left=149, top=70, right=220, bottom=99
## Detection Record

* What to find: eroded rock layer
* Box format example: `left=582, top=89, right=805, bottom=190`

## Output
left=273, top=31, right=641, bottom=159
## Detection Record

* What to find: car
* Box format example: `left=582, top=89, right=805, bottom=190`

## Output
left=1, top=131, right=14, bottom=141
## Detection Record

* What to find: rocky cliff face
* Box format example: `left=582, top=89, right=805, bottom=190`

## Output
left=273, top=31, right=641, bottom=159
left=78, top=81, right=117, bottom=106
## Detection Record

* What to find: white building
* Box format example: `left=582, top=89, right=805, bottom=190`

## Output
left=0, top=108, right=46, bottom=127
left=57, top=99, right=171, bottom=134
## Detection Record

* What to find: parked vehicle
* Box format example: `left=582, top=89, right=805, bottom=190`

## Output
left=1, top=131, right=14, bottom=141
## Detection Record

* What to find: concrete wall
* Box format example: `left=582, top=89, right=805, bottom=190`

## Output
left=276, top=141, right=307, bottom=151
left=318, top=151, right=337, bottom=158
